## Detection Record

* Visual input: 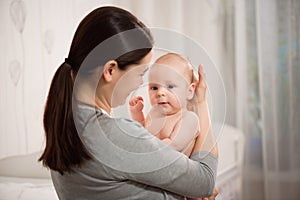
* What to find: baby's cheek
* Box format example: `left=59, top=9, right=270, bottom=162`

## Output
left=149, top=96, right=156, bottom=105
left=172, top=91, right=185, bottom=102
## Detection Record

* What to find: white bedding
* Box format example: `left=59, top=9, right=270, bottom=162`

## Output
left=0, top=176, right=58, bottom=200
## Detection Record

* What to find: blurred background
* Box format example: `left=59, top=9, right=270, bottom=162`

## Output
left=0, top=0, right=299, bottom=199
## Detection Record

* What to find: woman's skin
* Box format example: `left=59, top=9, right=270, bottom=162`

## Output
left=191, top=64, right=218, bottom=157
left=189, top=64, right=219, bottom=200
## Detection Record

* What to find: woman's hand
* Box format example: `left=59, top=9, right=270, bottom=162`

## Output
left=187, top=64, right=207, bottom=112
left=191, top=63, right=218, bottom=156
left=187, top=188, right=218, bottom=200
left=202, top=187, right=219, bottom=200
left=193, top=64, right=207, bottom=104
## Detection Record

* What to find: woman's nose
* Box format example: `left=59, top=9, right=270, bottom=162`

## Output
left=139, top=77, right=144, bottom=85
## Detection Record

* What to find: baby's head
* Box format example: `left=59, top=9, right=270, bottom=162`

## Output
left=154, top=53, right=194, bottom=84
left=148, top=53, right=195, bottom=115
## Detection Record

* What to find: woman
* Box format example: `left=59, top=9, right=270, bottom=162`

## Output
left=39, top=6, right=218, bottom=200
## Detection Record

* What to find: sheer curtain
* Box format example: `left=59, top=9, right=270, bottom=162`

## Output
left=237, top=0, right=300, bottom=199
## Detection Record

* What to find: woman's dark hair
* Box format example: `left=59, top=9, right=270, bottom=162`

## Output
left=39, top=6, right=153, bottom=174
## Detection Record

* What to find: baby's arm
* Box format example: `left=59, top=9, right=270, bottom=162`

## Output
left=129, top=96, right=146, bottom=126
left=167, top=112, right=199, bottom=152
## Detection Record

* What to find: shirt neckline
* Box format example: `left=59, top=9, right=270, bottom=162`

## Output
left=77, top=102, right=111, bottom=117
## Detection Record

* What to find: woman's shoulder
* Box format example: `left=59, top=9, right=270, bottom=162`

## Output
left=99, top=114, right=143, bottom=128
left=103, top=117, right=151, bottom=137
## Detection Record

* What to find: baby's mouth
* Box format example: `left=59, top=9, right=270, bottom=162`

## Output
left=158, top=102, right=169, bottom=105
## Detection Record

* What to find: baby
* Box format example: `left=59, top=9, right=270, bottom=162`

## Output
left=129, top=53, right=200, bottom=157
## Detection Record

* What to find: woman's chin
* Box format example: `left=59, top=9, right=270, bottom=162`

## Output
left=112, top=90, right=136, bottom=108
left=111, top=98, right=127, bottom=108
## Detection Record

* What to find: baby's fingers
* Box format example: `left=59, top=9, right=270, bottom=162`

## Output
left=135, top=96, right=144, bottom=102
left=136, top=99, right=144, bottom=108
left=129, top=98, right=136, bottom=106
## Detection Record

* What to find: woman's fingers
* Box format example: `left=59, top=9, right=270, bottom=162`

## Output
left=197, top=64, right=207, bottom=88
left=192, top=73, right=198, bottom=85
left=192, top=64, right=207, bottom=103
left=207, top=187, right=219, bottom=200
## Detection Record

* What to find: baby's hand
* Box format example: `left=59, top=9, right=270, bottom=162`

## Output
left=129, top=96, right=144, bottom=113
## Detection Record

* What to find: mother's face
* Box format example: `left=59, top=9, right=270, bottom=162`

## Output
left=111, top=51, right=152, bottom=107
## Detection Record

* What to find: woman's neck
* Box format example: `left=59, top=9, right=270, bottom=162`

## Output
left=94, top=97, right=111, bottom=114
left=75, top=81, right=111, bottom=115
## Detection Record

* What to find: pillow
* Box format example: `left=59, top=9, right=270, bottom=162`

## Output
left=0, top=151, right=50, bottom=179
left=0, top=176, right=58, bottom=200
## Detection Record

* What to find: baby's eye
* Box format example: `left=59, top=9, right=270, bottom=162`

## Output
left=167, top=84, right=175, bottom=89
left=150, top=86, right=158, bottom=90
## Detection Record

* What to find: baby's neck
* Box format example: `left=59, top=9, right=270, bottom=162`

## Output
left=165, top=108, right=188, bottom=118
left=162, top=109, right=187, bottom=120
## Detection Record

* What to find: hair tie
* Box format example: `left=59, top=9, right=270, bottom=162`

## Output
left=64, top=58, right=72, bottom=68
left=65, top=58, right=72, bottom=70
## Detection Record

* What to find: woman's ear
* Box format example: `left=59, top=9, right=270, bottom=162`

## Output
left=102, top=60, right=118, bottom=82
left=187, top=83, right=196, bottom=100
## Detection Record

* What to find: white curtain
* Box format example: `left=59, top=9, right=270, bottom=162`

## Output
left=237, top=0, right=300, bottom=199
left=0, top=0, right=75, bottom=158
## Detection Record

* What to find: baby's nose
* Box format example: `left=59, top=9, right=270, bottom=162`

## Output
left=157, top=87, right=166, bottom=96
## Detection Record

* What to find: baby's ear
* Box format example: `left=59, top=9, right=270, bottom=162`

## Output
left=187, top=83, right=196, bottom=100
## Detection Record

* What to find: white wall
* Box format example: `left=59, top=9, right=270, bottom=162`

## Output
left=0, top=0, right=231, bottom=158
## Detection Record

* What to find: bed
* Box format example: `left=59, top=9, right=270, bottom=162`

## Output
left=0, top=124, right=243, bottom=200
left=0, top=151, right=56, bottom=200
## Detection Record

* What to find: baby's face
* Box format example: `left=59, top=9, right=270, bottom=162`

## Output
left=148, top=61, right=192, bottom=115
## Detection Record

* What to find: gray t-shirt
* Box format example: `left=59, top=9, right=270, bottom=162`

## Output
left=51, top=104, right=218, bottom=200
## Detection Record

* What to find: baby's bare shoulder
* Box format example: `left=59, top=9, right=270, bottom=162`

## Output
left=182, top=111, right=199, bottom=122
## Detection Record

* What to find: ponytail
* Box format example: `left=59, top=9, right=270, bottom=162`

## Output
left=39, top=6, right=154, bottom=174
left=39, top=62, right=91, bottom=175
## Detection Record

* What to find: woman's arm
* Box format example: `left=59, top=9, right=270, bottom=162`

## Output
left=120, top=132, right=218, bottom=198
left=188, top=64, right=218, bottom=200
left=84, top=104, right=218, bottom=198
left=192, top=101, right=218, bottom=157
left=190, top=65, right=218, bottom=157
left=94, top=117, right=217, bottom=198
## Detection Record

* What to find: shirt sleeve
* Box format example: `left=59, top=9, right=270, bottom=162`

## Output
left=83, top=116, right=218, bottom=198
left=124, top=150, right=217, bottom=198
